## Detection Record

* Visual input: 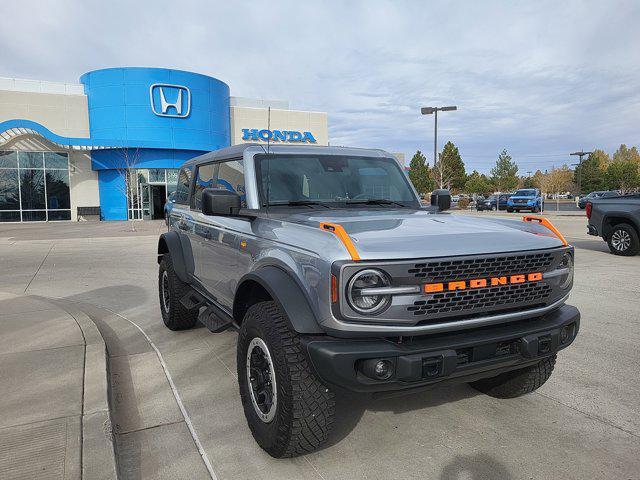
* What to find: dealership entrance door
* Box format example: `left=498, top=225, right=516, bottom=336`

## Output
left=142, top=184, right=167, bottom=220
left=127, top=168, right=178, bottom=220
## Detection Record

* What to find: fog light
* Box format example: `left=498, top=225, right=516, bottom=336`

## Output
left=560, top=324, right=574, bottom=344
left=374, top=360, right=394, bottom=380
left=360, top=358, right=395, bottom=381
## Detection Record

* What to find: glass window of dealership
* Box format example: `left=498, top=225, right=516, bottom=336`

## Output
left=0, top=67, right=329, bottom=222
left=0, top=150, right=71, bottom=221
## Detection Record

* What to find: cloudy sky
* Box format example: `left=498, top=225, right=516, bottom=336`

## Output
left=2, top=0, right=639, bottom=172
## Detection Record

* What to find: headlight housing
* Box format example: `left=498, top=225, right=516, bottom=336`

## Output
left=346, top=269, right=391, bottom=315
left=558, top=251, right=574, bottom=289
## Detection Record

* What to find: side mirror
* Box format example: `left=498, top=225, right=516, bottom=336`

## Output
left=430, top=189, right=451, bottom=211
left=202, top=188, right=241, bottom=216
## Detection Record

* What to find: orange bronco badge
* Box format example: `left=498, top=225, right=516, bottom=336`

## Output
left=423, top=272, right=543, bottom=294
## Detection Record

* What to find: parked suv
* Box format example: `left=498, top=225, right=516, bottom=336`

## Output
left=477, top=193, right=511, bottom=211
left=507, top=188, right=544, bottom=213
left=157, top=144, right=580, bottom=457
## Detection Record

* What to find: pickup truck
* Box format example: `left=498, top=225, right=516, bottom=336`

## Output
left=157, top=144, right=580, bottom=457
left=587, top=193, right=640, bottom=255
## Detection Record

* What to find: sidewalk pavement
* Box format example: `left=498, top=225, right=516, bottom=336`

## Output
left=0, top=292, right=117, bottom=480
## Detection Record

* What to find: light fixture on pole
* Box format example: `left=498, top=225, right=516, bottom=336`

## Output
left=570, top=150, right=592, bottom=195
left=421, top=106, right=457, bottom=168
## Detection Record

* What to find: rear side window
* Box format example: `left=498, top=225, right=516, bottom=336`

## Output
left=217, top=159, right=246, bottom=206
left=174, top=166, right=193, bottom=205
left=192, top=163, right=218, bottom=210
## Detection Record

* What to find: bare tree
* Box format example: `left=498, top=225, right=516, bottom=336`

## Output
left=542, top=166, right=574, bottom=212
left=113, top=148, right=141, bottom=231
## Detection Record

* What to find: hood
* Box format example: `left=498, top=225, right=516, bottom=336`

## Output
left=279, top=209, right=564, bottom=260
left=510, top=195, right=536, bottom=200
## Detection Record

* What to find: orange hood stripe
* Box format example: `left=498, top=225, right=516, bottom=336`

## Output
left=522, top=215, right=568, bottom=246
left=319, top=222, right=361, bottom=261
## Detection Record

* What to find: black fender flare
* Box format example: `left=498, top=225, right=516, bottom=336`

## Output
left=234, top=267, right=324, bottom=334
left=157, top=231, right=192, bottom=283
left=602, top=213, right=639, bottom=238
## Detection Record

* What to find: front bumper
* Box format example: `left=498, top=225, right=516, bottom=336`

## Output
left=303, top=304, right=579, bottom=393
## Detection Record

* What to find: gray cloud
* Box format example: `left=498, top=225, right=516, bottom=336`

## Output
left=1, top=0, right=639, bottom=172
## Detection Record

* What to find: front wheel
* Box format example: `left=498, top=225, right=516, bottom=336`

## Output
left=607, top=223, right=640, bottom=256
left=158, top=253, right=198, bottom=330
left=237, top=301, right=335, bottom=457
left=507, top=207, right=514, bottom=213
left=469, top=355, right=556, bottom=398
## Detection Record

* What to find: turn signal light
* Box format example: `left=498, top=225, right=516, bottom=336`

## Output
left=331, top=275, right=338, bottom=303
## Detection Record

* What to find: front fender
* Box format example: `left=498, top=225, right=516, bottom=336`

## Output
left=235, top=267, right=325, bottom=334
left=157, top=231, right=194, bottom=283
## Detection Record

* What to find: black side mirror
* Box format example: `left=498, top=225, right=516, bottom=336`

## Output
left=430, top=189, right=451, bottom=211
left=202, top=188, right=241, bottom=216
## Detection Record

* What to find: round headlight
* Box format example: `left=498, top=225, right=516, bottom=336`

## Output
left=559, top=251, right=574, bottom=289
left=347, top=269, right=391, bottom=315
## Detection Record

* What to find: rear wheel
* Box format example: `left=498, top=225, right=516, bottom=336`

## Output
left=237, top=301, right=335, bottom=457
left=607, top=223, right=640, bottom=256
left=470, top=355, right=556, bottom=398
left=158, top=253, right=198, bottom=330
left=507, top=207, right=514, bottom=213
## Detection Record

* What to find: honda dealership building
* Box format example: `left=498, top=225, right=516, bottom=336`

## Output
left=0, top=67, right=328, bottom=222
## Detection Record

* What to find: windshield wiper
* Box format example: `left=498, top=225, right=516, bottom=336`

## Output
left=345, top=198, right=408, bottom=207
left=267, top=200, right=330, bottom=208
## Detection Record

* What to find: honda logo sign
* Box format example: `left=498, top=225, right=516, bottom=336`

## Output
left=149, top=84, right=191, bottom=118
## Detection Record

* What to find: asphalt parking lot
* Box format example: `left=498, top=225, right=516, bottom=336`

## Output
left=0, top=214, right=638, bottom=480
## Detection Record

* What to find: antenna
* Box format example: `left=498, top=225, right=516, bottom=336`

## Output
left=267, top=106, right=271, bottom=154
left=265, top=106, right=272, bottom=206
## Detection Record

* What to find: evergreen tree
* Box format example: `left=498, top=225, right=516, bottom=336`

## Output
left=433, top=141, right=466, bottom=190
left=606, top=161, right=640, bottom=193
left=464, top=170, right=493, bottom=195
left=408, top=150, right=434, bottom=195
left=490, top=149, right=519, bottom=192
left=575, top=149, right=609, bottom=193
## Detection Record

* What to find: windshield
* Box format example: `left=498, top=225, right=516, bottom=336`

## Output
left=514, top=189, right=536, bottom=196
left=255, top=154, right=419, bottom=208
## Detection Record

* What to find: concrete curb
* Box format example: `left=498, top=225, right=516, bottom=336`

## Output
left=46, top=298, right=118, bottom=480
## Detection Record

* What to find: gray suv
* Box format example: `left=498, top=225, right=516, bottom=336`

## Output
left=157, top=144, right=580, bottom=457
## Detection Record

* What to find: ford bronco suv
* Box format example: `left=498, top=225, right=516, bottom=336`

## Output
left=507, top=188, right=544, bottom=213
left=157, top=144, right=580, bottom=458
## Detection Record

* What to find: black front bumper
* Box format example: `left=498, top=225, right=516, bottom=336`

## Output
left=303, top=304, right=580, bottom=393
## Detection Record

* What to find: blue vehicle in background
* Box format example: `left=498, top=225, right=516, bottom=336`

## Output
left=507, top=188, right=544, bottom=213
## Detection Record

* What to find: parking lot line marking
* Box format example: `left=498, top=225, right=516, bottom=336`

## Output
left=54, top=298, right=219, bottom=480
left=105, top=307, right=219, bottom=480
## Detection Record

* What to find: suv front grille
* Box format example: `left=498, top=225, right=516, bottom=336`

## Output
left=407, top=282, right=552, bottom=317
left=408, top=252, right=554, bottom=281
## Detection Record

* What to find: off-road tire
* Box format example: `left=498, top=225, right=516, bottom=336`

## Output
left=158, top=253, right=198, bottom=330
left=237, top=301, right=335, bottom=458
left=469, top=355, right=556, bottom=398
left=607, top=223, right=640, bottom=256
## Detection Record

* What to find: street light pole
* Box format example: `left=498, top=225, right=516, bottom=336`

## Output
left=570, top=150, right=593, bottom=195
left=421, top=105, right=457, bottom=169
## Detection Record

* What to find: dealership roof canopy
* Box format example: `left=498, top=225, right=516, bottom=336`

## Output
left=0, top=119, right=170, bottom=151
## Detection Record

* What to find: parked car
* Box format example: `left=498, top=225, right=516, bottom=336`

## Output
left=578, top=190, right=618, bottom=209
left=158, top=144, right=579, bottom=457
left=164, top=190, right=177, bottom=225
left=507, top=188, right=544, bottom=213
left=587, top=193, right=640, bottom=255
left=477, top=194, right=511, bottom=211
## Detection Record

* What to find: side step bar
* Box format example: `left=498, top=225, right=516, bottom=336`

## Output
left=180, top=289, right=234, bottom=333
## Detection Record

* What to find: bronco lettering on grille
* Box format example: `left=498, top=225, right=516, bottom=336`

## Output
left=423, top=272, right=543, bottom=294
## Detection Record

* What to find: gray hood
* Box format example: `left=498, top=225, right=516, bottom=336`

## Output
left=280, top=209, right=564, bottom=260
